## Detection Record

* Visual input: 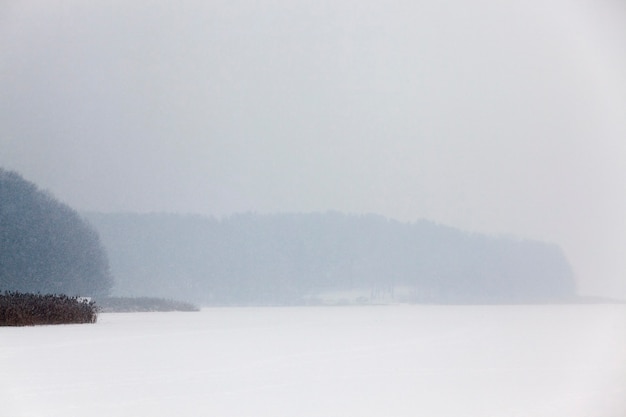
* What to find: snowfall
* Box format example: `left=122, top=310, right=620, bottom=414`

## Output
left=1, top=305, right=625, bottom=417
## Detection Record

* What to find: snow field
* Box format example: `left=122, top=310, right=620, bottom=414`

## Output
left=1, top=305, right=625, bottom=417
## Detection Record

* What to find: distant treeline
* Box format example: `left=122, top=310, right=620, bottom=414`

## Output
left=86, top=212, right=576, bottom=305
left=0, top=292, right=98, bottom=326
left=96, top=296, right=199, bottom=313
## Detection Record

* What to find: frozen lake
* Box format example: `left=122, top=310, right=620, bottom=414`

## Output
left=1, top=305, right=625, bottom=417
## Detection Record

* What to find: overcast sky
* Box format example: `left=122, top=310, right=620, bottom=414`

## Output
left=1, top=0, right=625, bottom=298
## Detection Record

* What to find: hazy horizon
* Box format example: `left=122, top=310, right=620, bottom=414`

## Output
left=1, top=0, right=625, bottom=299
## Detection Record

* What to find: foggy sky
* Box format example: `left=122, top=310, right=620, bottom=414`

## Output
left=1, top=0, right=625, bottom=298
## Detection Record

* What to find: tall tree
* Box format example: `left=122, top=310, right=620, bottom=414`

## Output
left=0, top=168, right=113, bottom=296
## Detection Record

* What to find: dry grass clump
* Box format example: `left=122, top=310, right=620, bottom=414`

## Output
left=0, top=292, right=98, bottom=326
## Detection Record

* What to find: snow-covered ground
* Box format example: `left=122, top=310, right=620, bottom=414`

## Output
left=1, top=305, right=625, bottom=417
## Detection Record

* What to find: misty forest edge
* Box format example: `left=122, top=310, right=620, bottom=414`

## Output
left=0, top=167, right=591, bottom=319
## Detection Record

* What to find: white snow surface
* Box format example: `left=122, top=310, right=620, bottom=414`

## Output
left=1, top=305, right=625, bottom=417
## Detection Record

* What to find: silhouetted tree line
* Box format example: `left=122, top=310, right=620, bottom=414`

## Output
left=0, top=168, right=113, bottom=296
left=86, top=212, right=576, bottom=305
left=0, top=291, right=98, bottom=326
